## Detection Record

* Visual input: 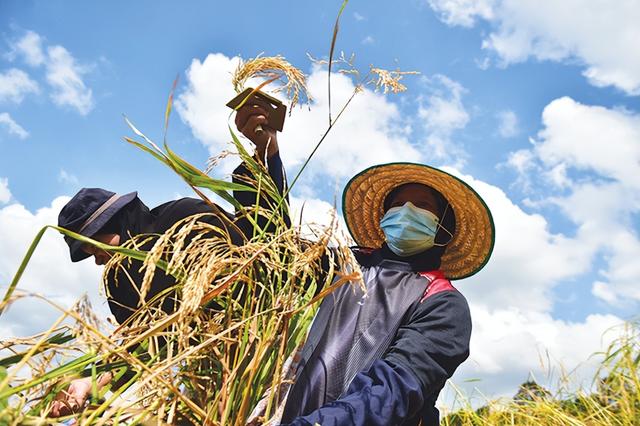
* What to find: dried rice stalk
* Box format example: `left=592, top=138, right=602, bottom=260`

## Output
left=232, top=55, right=311, bottom=109
left=370, top=67, right=419, bottom=94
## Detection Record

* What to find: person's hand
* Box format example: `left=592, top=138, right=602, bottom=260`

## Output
left=50, top=373, right=112, bottom=417
left=235, top=102, right=279, bottom=160
left=50, top=377, right=92, bottom=417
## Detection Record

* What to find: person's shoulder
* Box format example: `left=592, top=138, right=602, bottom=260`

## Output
left=417, top=271, right=464, bottom=303
left=151, top=198, right=229, bottom=231
left=412, top=272, right=470, bottom=318
left=152, top=197, right=202, bottom=216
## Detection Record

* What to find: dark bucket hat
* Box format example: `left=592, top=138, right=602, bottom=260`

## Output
left=58, top=188, right=137, bottom=262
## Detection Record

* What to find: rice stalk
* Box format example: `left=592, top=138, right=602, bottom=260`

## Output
left=440, top=321, right=640, bottom=425
left=232, top=55, right=311, bottom=109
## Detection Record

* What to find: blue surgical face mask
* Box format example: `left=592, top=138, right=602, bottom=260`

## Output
left=380, top=202, right=441, bottom=257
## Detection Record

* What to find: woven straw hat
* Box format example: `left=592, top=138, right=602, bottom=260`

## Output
left=342, top=162, right=495, bottom=280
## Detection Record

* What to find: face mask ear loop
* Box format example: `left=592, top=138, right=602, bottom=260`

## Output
left=434, top=202, right=454, bottom=247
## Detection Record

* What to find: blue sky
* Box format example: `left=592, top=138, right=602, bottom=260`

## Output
left=1, top=0, right=639, bottom=406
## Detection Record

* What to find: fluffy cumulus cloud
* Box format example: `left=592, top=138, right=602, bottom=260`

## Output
left=449, top=169, right=594, bottom=312
left=427, top=0, right=495, bottom=27
left=427, top=0, right=640, bottom=95
left=506, top=97, right=640, bottom=307
left=45, top=45, right=94, bottom=115
left=6, top=30, right=46, bottom=67
left=0, top=68, right=40, bottom=104
left=175, top=53, right=246, bottom=159
left=0, top=112, right=29, bottom=139
left=536, top=98, right=640, bottom=190
left=449, top=309, right=622, bottom=402
left=177, top=53, right=422, bottom=182
left=6, top=30, right=94, bottom=115
left=0, top=191, right=105, bottom=338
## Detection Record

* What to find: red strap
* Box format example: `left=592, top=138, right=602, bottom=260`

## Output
left=418, top=270, right=455, bottom=303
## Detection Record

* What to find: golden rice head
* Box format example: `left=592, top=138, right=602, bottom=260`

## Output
left=232, top=55, right=311, bottom=109
left=69, top=294, right=105, bottom=351
left=369, top=67, right=419, bottom=94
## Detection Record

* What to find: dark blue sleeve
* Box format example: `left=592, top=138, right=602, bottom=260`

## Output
left=232, top=151, right=290, bottom=235
left=282, top=290, right=471, bottom=426
left=384, top=290, right=471, bottom=399
left=282, top=359, right=423, bottom=426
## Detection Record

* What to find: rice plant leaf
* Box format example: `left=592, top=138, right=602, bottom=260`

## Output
left=0, top=367, right=7, bottom=410
left=123, top=115, right=165, bottom=155
left=328, top=0, right=349, bottom=124
left=0, top=225, right=48, bottom=315
left=0, top=332, right=75, bottom=368
left=123, top=137, right=171, bottom=166
left=164, top=143, right=204, bottom=177
left=164, top=74, right=179, bottom=144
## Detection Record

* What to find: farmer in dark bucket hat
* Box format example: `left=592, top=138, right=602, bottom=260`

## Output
left=279, top=163, right=495, bottom=426
left=59, top=188, right=141, bottom=263
left=51, top=93, right=289, bottom=417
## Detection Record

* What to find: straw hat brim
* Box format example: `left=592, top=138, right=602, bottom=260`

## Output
left=342, top=163, right=495, bottom=280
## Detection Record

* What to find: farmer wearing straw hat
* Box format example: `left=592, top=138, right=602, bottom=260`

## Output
left=280, top=163, right=494, bottom=426
left=51, top=98, right=288, bottom=418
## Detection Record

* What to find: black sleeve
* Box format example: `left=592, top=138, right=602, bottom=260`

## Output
left=232, top=151, right=290, bottom=236
left=105, top=259, right=179, bottom=326
left=383, top=290, right=472, bottom=400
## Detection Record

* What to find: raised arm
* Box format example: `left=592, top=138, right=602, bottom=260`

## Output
left=232, top=101, right=290, bottom=235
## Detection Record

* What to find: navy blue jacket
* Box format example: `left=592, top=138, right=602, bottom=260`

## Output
left=281, top=248, right=472, bottom=426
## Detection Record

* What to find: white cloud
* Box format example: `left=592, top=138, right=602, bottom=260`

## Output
left=280, top=67, right=421, bottom=181
left=0, top=112, right=29, bottom=139
left=447, top=307, right=623, bottom=402
left=5, top=30, right=94, bottom=115
left=427, top=0, right=640, bottom=95
left=425, top=166, right=627, bottom=401
left=0, top=68, right=40, bottom=104
left=536, top=97, right=640, bottom=190
left=496, top=109, right=518, bottom=138
left=0, top=194, right=105, bottom=338
left=427, top=0, right=495, bottom=27
left=8, top=30, right=46, bottom=66
left=549, top=182, right=640, bottom=307
left=45, top=45, right=94, bottom=115
left=175, top=53, right=247, bottom=169
left=58, top=169, right=79, bottom=186
left=177, top=54, right=422, bottom=182
left=0, top=178, right=11, bottom=204
left=507, top=97, right=640, bottom=307
left=418, top=74, right=470, bottom=165
left=447, top=169, right=594, bottom=312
